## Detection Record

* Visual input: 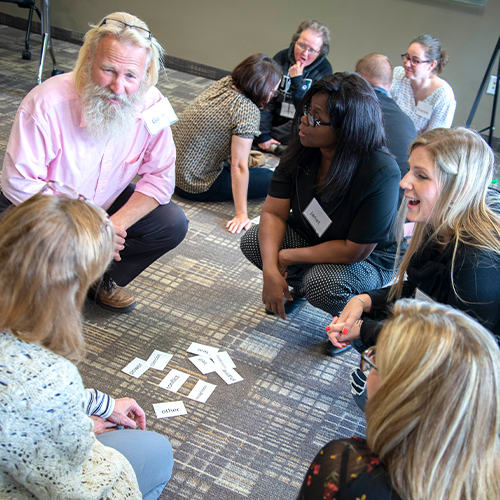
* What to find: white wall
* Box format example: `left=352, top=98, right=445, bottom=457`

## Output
left=2, top=0, right=500, bottom=135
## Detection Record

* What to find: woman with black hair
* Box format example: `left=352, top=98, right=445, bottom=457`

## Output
left=240, top=73, right=401, bottom=356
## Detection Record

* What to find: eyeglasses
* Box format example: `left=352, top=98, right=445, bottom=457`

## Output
left=39, top=181, right=111, bottom=233
left=296, top=42, right=320, bottom=55
left=303, top=106, right=331, bottom=128
left=401, top=53, right=431, bottom=66
left=99, top=18, right=152, bottom=40
left=360, top=347, right=377, bottom=372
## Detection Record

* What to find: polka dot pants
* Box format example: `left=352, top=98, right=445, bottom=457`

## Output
left=240, top=224, right=394, bottom=317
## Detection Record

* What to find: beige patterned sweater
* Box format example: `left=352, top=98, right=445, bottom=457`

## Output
left=172, top=75, right=260, bottom=194
left=0, top=332, right=141, bottom=499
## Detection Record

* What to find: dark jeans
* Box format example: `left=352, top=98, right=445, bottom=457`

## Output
left=175, top=162, right=273, bottom=202
left=106, top=184, right=188, bottom=286
left=0, top=185, right=189, bottom=287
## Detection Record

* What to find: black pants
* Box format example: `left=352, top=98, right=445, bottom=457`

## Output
left=0, top=185, right=189, bottom=287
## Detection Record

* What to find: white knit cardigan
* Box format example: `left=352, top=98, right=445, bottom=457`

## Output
left=0, top=332, right=141, bottom=499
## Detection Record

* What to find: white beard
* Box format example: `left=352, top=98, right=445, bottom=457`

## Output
left=81, top=80, right=144, bottom=142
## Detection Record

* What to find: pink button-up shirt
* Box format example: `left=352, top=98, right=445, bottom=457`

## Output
left=2, top=73, right=175, bottom=210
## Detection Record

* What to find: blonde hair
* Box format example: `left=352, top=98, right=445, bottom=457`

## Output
left=0, top=195, right=114, bottom=361
left=73, top=12, right=165, bottom=94
left=366, top=299, right=500, bottom=500
left=389, top=127, right=500, bottom=301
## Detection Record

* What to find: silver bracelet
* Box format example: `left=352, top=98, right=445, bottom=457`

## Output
left=353, top=296, right=365, bottom=305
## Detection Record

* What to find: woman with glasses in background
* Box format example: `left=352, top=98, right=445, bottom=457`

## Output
left=241, top=73, right=401, bottom=356
left=256, top=19, right=332, bottom=156
left=298, top=300, right=500, bottom=500
left=0, top=188, right=172, bottom=499
left=391, top=34, right=456, bottom=135
left=172, top=54, right=282, bottom=235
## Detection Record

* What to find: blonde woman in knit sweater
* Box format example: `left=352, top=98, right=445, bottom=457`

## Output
left=0, top=185, right=172, bottom=500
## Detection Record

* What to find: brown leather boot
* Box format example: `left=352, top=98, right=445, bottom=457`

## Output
left=88, top=273, right=137, bottom=313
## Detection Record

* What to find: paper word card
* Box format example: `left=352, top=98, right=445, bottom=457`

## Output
left=159, top=369, right=190, bottom=393
left=121, top=358, right=150, bottom=379
left=186, top=342, right=219, bottom=358
left=215, top=366, right=244, bottom=385
left=187, top=380, right=217, bottom=403
left=189, top=355, right=216, bottom=375
left=212, top=351, right=236, bottom=369
left=153, top=401, right=187, bottom=419
left=146, top=350, right=173, bottom=371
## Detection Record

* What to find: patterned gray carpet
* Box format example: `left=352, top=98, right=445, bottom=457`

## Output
left=0, top=24, right=366, bottom=500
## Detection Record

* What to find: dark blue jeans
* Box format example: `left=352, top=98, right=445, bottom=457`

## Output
left=175, top=162, right=273, bottom=202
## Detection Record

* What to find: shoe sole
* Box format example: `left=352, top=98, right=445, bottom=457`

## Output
left=87, top=292, right=137, bottom=314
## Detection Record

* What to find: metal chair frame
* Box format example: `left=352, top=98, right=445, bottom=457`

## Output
left=0, top=0, right=61, bottom=84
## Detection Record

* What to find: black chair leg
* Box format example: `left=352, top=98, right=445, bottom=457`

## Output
left=22, top=5, right=33, bottom=59
left=19, top=3, right=41, bottom=61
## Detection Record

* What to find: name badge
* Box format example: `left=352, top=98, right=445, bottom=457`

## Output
left=415, top=287, right=435, bottom=303
left=415, top=100, right=433, bottom=119
left=303, top=198, right=332, bottom=237
left=280, top=102, right=296, bottom=119
left=279, top=74, right=291, bottom=94
left=141, top=97, right=178, bottom=135
left=301, top=78, right=312, bottom=92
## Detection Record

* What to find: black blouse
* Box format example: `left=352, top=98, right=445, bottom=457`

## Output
left=297, top=437, right=402, bottom=500
left=268, top=150, right=401, bottom=271
left=360, top=237, right=500, bottom=347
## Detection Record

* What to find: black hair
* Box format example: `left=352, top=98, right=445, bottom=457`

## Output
left=280, top=72, right=386, bottom=203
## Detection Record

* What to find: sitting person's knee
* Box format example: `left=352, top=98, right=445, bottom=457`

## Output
left=303, top=279, right=349, bottom=315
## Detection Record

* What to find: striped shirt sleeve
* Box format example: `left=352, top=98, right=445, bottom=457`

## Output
left=84, top=388, right=115, bottom=418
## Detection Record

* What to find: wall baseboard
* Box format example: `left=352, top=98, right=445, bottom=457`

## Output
left=0, top=12, right=227, bottom=80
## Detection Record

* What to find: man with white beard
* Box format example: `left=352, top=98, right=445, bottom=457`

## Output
left=0, top=12, right=188, bottom=313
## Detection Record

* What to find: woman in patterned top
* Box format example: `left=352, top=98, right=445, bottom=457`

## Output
left=173, top=54, right=282, bottom=234
left=0, top=189, right=172, bottom=499
left=299, top=300, right=500, bottom=500
left=391, top=34, right=456, bottom=135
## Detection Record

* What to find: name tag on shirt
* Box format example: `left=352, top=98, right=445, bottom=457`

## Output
left=280, top=102, right=296, bottom=119
left=279, top=74, right=291, bottom=94
left=301, top=78, right=312, bottom=92
left=415, top=101, right=433, bottom=119
left=303, top=198, right=332, bottom=237
left=141, top=98, right=178, bottom=135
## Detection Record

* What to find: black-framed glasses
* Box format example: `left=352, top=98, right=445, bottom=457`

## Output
left=99, top=18, right=152, bottom=40
left=39, top=181, right=111, bottom=234
left=296, top=42, right=320, bottom=56
left=401, top=53, right=431, bottom=66
left=360, top=347, right=377, bottom=372
left=304, top=106, right=331, bottom=128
